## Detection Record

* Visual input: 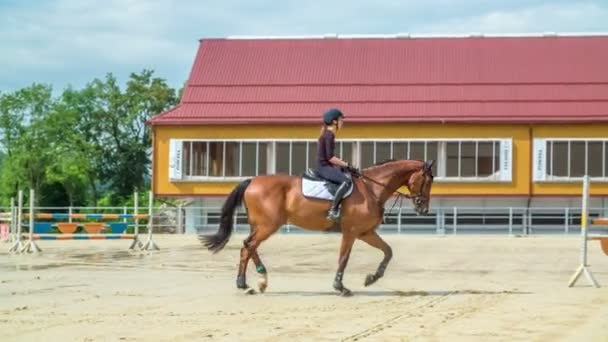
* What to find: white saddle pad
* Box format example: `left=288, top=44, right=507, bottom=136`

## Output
left=301, top=178, right=354, bottom=201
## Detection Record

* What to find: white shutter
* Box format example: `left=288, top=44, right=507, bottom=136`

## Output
left=169, top=139, right=183, bottom=181
left=499, top=139, right=513, bottom=182
left=533, top=139, right=547, bottom=181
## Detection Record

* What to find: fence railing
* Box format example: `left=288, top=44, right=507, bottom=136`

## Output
left=2, top=205, right=608, bottom=236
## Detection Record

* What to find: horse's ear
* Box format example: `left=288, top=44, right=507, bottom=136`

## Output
left=424, top=160, right=435, bottom=173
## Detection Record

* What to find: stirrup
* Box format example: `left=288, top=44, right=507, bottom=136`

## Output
left=327, top=208, right=341, bottom=221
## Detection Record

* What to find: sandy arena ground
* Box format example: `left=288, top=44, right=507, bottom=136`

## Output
left=1, top=233, right=607, bottom=341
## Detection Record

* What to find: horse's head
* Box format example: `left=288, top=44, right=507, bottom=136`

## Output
left=406, top=160, right=435, bottom=215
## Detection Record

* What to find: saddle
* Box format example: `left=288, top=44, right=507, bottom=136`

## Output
left=301, top=169, right=354, bottom=201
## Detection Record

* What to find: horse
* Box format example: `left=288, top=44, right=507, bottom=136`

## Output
left=199, top=159, right=435, bottom=296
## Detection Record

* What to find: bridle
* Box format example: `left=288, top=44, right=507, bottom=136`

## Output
left=353, top=166, right=433, bottom=222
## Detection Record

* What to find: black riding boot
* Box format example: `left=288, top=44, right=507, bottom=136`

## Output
left=327, top=181, right=351, bottom=222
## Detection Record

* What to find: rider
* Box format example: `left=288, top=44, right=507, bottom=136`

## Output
left=316, top=108, right=360, bottom=221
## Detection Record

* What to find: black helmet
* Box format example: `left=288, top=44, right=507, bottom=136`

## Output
left=323, top=108, right=345, bottom=125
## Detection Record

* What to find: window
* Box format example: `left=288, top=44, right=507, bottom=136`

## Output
left=393, top=142, right=407, bottom=159
left=444, top=141, right=500, bottom=178
left=534, top=139, right=608, bottom=181
left=446, top=142, right=459, bottom=177
left=588, top=142, right=603, bottom=177
left=169, top=138, right=511, bottom=182
left=360, top=142, right=374, bottom=168
left=275, top=142, right=290, bottom=174
left=276, top=141, right=320, bottom=175
left=339, top=142, right=355, bottom=166
left=172, top=140, right=268, bottom=179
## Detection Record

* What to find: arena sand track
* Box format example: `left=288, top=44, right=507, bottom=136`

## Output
left=1, top=234, right=607, bottom=341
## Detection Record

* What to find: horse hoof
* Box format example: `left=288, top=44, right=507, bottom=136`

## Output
left=364, top=274, right=377, bottom=287
left=258, top=281, right=267, bottom=293
left=243, top=287, right=256, bottom=295
left=340, top=288, right=353, bottom=297
left=257, top=274, right=268, bottom=293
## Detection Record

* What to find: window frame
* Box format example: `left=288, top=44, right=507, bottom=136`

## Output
left=169, top=138, right=512, bottom=183
left=534, top=138, right=608, bottom=182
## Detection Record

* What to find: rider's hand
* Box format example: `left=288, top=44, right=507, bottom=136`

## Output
left=346, top=164, right=361, bottom=176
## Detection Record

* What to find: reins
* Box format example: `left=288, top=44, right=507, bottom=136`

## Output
left=352, top=170, right=429, bottom=223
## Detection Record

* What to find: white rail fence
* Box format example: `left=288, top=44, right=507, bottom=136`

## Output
left=4, top=205, right=607, bottom=236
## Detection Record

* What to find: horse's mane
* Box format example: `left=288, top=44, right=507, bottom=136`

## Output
left=373, top=158, right=397, bottom=166
left=364, top=158, right=424, bottom=170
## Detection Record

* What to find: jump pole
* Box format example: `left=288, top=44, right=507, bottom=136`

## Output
left=2, top=197, right=15, bottom=243
left=141, top=191, right=159, bottom=251
left=10, top=197, right=15, bottom=242
left=568, top=175, right=599, bottom=288
left=128, top=191, right=144, bottom=251
left=21, top=189, right=41, bottom=254
left=8, top=191, right=24, bottom=253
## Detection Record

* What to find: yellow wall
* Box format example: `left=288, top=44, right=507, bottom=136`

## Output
left=152, top=123, right=533, bottom=196
left=153, top=123, right=608, bottom=197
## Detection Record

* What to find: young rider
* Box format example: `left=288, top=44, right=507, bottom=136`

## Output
left=316, top=108, right=360, bottom=221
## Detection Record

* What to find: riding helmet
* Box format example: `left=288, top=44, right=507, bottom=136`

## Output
left=323, top=108, right=345, bottom=125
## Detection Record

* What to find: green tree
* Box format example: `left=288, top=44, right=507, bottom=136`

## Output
left=0, top=71, right=178, bottom=207
left=0, top=84, right=54, bottom=203
left=92, top=70, right=177, bottom=202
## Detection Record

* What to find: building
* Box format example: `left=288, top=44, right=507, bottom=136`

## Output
left=148, top=33, right=608, bottom=234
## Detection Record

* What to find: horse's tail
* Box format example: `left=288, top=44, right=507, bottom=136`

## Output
left=199, top=178, right=252, bottom=253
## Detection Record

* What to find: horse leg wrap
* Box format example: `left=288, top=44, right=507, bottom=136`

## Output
left=333, top=272, right=344, bottom=290
left=256, top=265, right=267, bottom=274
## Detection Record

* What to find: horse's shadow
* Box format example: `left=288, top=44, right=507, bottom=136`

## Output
left=262, top=289, right=531, bottom=297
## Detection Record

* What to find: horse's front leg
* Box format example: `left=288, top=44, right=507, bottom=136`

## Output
left=333, top=233, right=356, bottom=296
left=358, top=230, right=393, bottom=287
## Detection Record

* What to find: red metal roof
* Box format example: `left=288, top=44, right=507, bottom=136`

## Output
left=149, top=36, right=608, bottom=125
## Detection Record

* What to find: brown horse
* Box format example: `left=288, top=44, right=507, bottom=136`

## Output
left=200, top=159, right=435, bottom=296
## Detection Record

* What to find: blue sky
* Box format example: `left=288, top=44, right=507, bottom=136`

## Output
left=1, top=0, right=607, bottom=93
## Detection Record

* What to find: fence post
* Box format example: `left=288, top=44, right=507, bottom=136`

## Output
left=436, top=208, right=444, bottom=235
left=528, top=209, right=533, bottom=235
left=453, top=207, right=457, bottom=235
left=397, top=208, right=402, bottom=234
left=177, top=205, right=183, bottom=234
left=69, top=206, right=73, bottom=223
left=522, top=210, right=527, bottom=235
left=564, top=207, right=570, bottom=234
left=508, top=207, right=513, bottom=236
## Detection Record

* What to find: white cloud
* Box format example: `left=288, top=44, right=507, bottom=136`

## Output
left=415, top=2, right=608, bottom=33
left=0, top=0, right=607, bottom=92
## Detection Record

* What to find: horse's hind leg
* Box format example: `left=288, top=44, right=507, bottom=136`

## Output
left=358, top=230, right=393, bottom=287
left=237, top=226, right=272, bottom=294
left=251, top=251, right=268, bottom=293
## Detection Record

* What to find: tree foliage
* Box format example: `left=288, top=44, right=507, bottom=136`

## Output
left=0, top=70, right=178, bottom=206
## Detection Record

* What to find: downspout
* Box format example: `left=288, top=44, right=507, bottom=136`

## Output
left=526, top=125, right=533, bottom=235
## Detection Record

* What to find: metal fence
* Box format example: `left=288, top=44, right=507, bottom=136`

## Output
left=1, top=205, right=608, bottom=236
